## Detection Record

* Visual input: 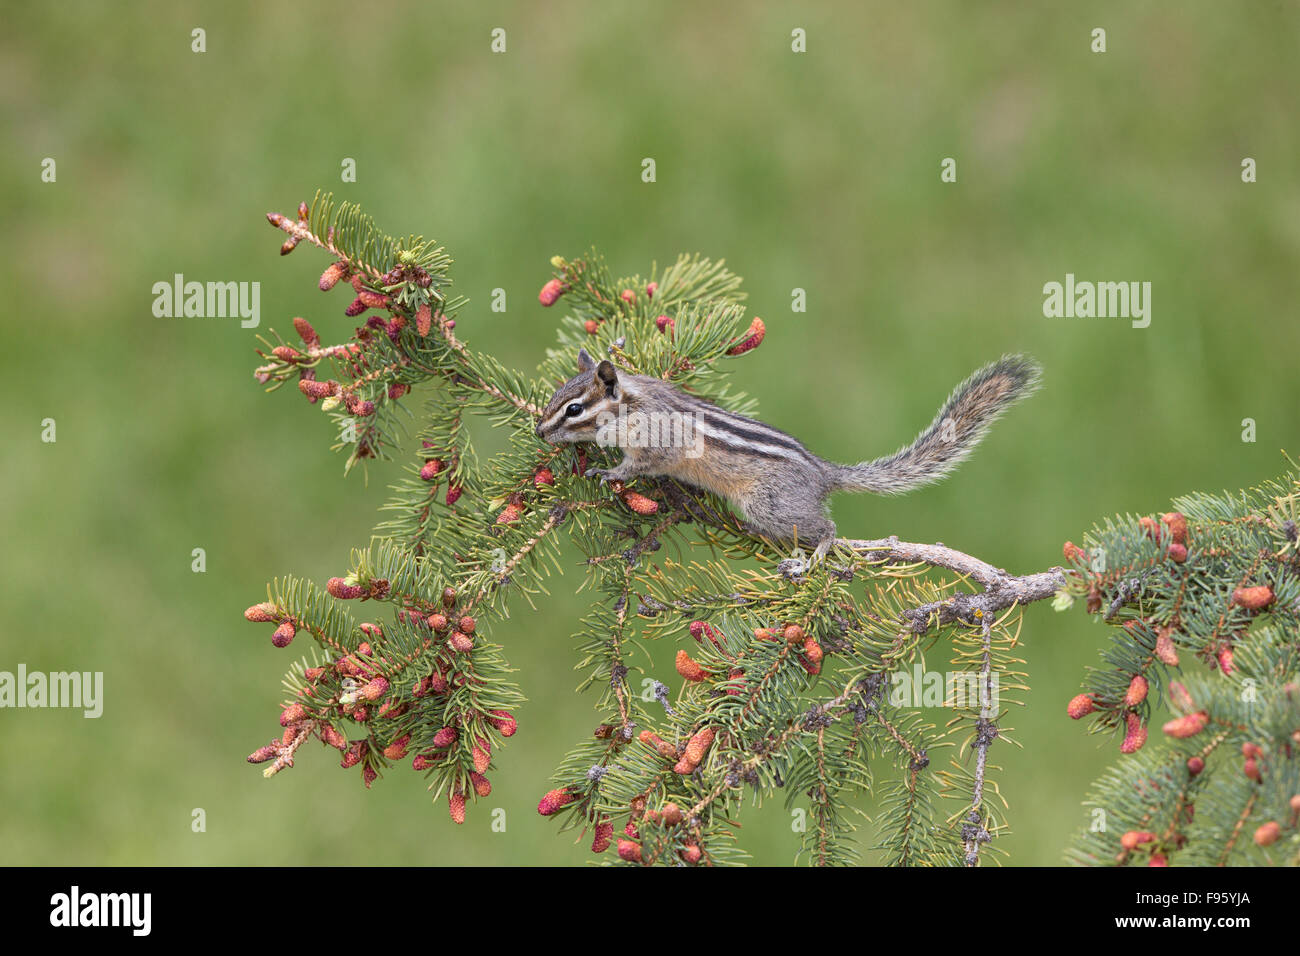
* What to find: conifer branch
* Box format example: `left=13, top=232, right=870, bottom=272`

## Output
left=241, top=193, right=1298, bottom=867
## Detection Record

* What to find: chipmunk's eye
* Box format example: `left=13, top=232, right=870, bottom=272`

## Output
left=564, top=402, right=583, bottom=418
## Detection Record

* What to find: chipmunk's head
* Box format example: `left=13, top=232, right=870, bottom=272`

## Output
left=535, top=349, right=623, bottom=444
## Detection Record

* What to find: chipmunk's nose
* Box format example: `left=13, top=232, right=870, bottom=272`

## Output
left=534, top=422, right=544, bottom=439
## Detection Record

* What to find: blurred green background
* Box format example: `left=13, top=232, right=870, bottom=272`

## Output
left=2, top=0, right=1297, bottom=866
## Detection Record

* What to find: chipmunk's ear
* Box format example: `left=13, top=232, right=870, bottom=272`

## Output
left=595, top=360, right=619, bottom=397
left=576, top=348, right=596, bottom=372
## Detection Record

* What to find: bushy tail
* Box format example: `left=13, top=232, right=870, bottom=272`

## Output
left=833, top=354, right=1042, bottom=494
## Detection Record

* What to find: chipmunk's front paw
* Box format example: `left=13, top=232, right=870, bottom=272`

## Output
left=584, top=467, right=618, bottom=484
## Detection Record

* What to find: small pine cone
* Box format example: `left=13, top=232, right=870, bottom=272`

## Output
left=360, top=677, right=389, bottom=701
left=280, top=237, right=298, bottom=256
left=1148, top=854, right=1168, bottom=867
left=1163, top=712, right=1208, bottom=739
left=538, top=278, right=567, bottom=306
left=624, top=819, right=640, bottom=837
left=584, top=319, right=601, bottom=335
left=537, top=787, right=576, bottom=816
left=1120, top=712, right=1147, bottom=754
left=459, top=616, right=476, bottom=635
left=753, top=627, right=777, bottom=642
left=343, top=394, right=375, bottom=417
left=350, top=274, right=365, bottom=293
left=1242, top=742, right=1262, bottom=758
left=327, top=577, right=364, bottom=600
left=1217, top=644, right=1235, bottom=674
left=620, top=289, right=636, bottom=304
left=362, top=765, right=377, bottom=788
left=1086, top=586, right=1103, bottom=614
left=620, top=490, right=659, bottom=515
left=427, top=613, right=449, bottom=632
left=1254, top=821, right=1282, bottom=846
left=429, top=671, right=450, bottom=694
left=322, top=725, right=347, bottom=750
left=639, top=731, right=677, bottom=760
left=1161, top=629, right=1188, bottom=667
left=445, top=484, right=463, bottom=506
left=340, top=742, right=364, bottom=769
left=1062, top=540, right=1087, bottom=563
left=675, top=649, right=708, bottom=682
left=803, top=637, right=823, bottom=665
left=357, top=289, right=390, bottom=309
left=1232, top=585, right=1274, bottom=610
left=534, top=467, right=555, bottom=487
left=388, top=383, right=409, bottom=400
left=594, top=723, right=615, bottom=739
left=299, top=379, right=339, bottom=400
left=383, top=734, right=411, bottom=760
left=266, top=211, right=287, bottom=227
left=591, top=818, right=614, bottom=854
left=689, top=620, right=723, bottom=651
left=344, top=297, right=367, bottom=317
left=449, top=788, right=467, bottom=825
left=680, top=843, right=702, bottom=864
left=416, top=302, right=432, bottom=336
left=1289, top=794, right=1300, bottom=815
left=247, top=744, right=277, bottom=764
left=1138, top=516, right=1162, bottom=542
left=272, top=345, right=303, bottom=364
left=645, top=282, right=657, bottom=299
left=472, top=738, right=491, bottom=773
left=1120, top=830, right=1156, bottom=850
left=244, top=602, right=279, bottom=623
left=292, top=317, right=320, bottom=349
left=296, top=201, right=309, bottom=221
left=1167, top=542, right=1188, bottom=563
left=497, top=502, right=523, bottom=524
left=616, top=839, right=642, bottom=863
left=443, top=586, right=458, bottom=608
left=726, top=667, right=746, bottom=696
left=725, top=316, right=765, bottom=356
left=280, top=703, right=307, bottom=727
left=1067, top=693, right=1097, bottom=720
left=319, top=262, right=347, bottom=291
left=782, top=624, right=805, bottom=645
left=449, top=630, right=474, bottom=653
left=470, top=771, right=492, bottom=797
left=488, top=710, right=517, bottom=737
left=377, top=700, right=408, bottom=720
left=271, top=620, right=296, bottom=648
left=1244, top=757, right=1262, bottom=783
left=420, top=458, right=444, bottom=481
left=1187, top=756, right=1205, bottom=776
left=1160, top=511, right=1188, bottom=545
left=304, top=666, right=327, bottom=682
left=684, top=726, right=715, bottom=766
left=660, top=803, right=683, bottom=826
left=432, top=727, right=458, bottom=748
left=1124, top=675, right=1149, bottom=707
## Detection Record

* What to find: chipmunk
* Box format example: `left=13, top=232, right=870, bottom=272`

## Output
left=536, top=349, right=1041, bottom=561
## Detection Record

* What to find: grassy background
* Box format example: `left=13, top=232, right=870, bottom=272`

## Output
left=2, top=0, right=1297, bottom=865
